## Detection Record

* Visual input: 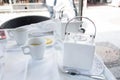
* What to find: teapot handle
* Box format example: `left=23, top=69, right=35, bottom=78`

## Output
left=64, top=16, right=96, bottom=40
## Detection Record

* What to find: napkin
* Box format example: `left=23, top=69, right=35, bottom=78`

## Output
left=29, top=20, right=57, bottom=33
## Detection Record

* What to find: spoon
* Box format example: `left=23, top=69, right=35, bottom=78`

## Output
left=62, top=70, right=105, bottom=80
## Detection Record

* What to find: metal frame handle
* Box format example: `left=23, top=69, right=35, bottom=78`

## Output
left=64, top=16, right=97, bottom=39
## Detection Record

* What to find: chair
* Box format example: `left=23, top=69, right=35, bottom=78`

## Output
left=0, top=15, right=50, bottom=29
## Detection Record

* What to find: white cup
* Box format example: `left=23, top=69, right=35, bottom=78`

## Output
left=22, top=37, right=45, bottom=60
left=7, top=28, right=28, bottom=45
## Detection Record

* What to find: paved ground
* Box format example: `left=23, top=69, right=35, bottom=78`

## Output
left=0, top=3, right=120, bottom=80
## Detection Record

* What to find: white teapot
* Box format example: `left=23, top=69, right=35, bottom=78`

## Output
left=62, top=16, right=97, bottom=72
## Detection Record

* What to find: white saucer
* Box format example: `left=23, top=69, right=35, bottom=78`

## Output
left=5, top=40, right=21, bottom=52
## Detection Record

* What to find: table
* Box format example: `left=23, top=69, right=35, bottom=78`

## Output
left=0, top=37, right=117, bottom=80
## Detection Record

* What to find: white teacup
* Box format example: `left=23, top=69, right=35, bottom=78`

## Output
left=22, top=37, right=45, bottom=60
left=7, top=28, right=28, bottom=45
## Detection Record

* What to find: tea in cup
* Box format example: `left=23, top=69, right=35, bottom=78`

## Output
left=22, top=37, right=45, bottom=60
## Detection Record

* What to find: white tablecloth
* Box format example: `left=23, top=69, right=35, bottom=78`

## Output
left=0, top=39, right=117, bottom=80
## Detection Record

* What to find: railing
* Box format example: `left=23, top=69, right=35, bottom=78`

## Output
left=0, top=0, right=42, bottom=4
left=0, top=0, right=44, bottom=12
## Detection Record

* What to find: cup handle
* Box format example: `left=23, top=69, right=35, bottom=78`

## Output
left=7, top=30, right=14, bottom=38
left=21, top=46, right=31, bottom=55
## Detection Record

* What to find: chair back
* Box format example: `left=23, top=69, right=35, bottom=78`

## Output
left=0, top=16, right=50, bottom=29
